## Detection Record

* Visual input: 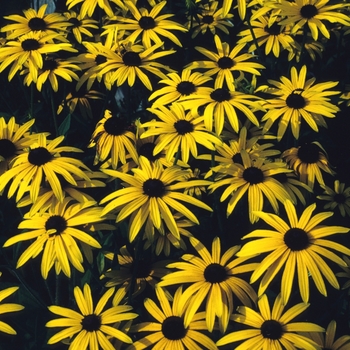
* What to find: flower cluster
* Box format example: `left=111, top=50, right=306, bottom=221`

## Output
left=0, top=0, right=350, bottom=349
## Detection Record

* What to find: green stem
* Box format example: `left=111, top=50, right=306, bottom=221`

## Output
left=173, top=148, right=181, bottom=165
left=49, top=89, right=59, bottom=136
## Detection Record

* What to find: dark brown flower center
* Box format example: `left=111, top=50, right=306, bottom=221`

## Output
left=300, top=4, right=318, bottom=19
left=28, top=147, right=53, bottom=165
left=104, top=116, right=129, bottom=136
left=143, top=179, right=166, bottom=197
left=202, top=15, right=214, bottom=24
left=0, top=139, right=17, bottom=159
left=21, top=38, right=41, bottom=51
left=210, top=88, right=231, bottom=102
left=95, top=54, right=107, bottom=65
left=162, top=316, right=187, bottom=340
left=81, top=314, right=101, bottom=332
left=286, top=90, right=306, bottom=109
left=174, top=120, right=194, bottom=135
left=204, top=263, right=227, bottom=283
left=139, top=16, right=156, bottom=29
left=232, top=152, right=243, bottom=165
left=69, top=17, right=81, bottom=28
left=217, top=56, right=235, bottom=69
left=284, top=228, right=310, bottom=251
left=176, top=81, right=196, bottom=95
left=131, top=260, right=152, bottom=278
left=42, top=58, right=58, bottom=71
left=28, top=17, right=47, bottom=31
left=122, top=51, right=141, bottom=66
left=261, top=320, right=283, bottom=339
left=138, top=142, right=159, bottom=162
left=264, top=22, right=281, bottom=35
left=45, top=215, right=67, bottom=236
left=297, top=143, right=320, bottom=164
left=334, top=193, right=346, bottom=204
left=243, top=166, right=264, bottom=184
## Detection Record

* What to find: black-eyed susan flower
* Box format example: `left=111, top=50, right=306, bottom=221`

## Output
left=186, top=35, right=265, bottom=91
left=3, top=198, right=113, bottom=279
left=238, top=199, right=350, bottom=304
left=261, top=65, right=340, bottom=140
left=110, top=0, right=187, bottom=48
left=63, top=11, right=99, bottom=44
left=0, top=133, right=91, bottom=203
left=141, top=104, right=222, bottom=164
left=209, top=150, right=291, bottom=223
left=46, top=284, right=138, bottom=348
left=275, top=0, right=350, bottom=40
left=148, top=68, right=212, bottom=106
left=216, top=293, right=324, bottom=349
left=304, top=320, right=350, bottom=350
left=100, top=156, right=213, bottom=242
left=1, top=4, right=71, bottom=39
left=127, top=286, right=218, bottom=349
left=188, top=0, right=233, bottom=38
left=317, top=180, right=350, bottom=217
left=0, top=286, right=24, bottom=335
left=180, top=87, right=261, bottom=136
left=89, top=109, right=138, bottom=169
left=237, top=13, right=295, bottom=57
left=282, top=141, right=335, bottom=190
left=104, top=245, right=170, bottom=297
left=158, top=236, right=258, bottom=333
left=0, top=116, right=36, bottom=175
left=23, top=56, right=81, bottom=92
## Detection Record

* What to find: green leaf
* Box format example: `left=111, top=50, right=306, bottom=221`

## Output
left=58, top=114, right=71, bottom=136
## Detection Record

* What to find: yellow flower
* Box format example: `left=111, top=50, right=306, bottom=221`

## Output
left=238, top=199, right=350, bottom=303
left=217, top=293, right=324, bottom=349
left=3, top=198, right=112, bottom=279
left=158, top=236, right=258, bottom=333
left=46, top=284, right=137, bottom=348
left=0, top=287, right=24, bottom=335
left=100, top=156, right=212, bottom=242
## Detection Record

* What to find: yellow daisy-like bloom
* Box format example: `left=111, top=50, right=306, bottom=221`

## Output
left=126, top=286, right=218, bottom=350
left=100, top=156, right=213, bottom=242
left=3, top=198, right=111, bottom=279
left=110, top=0, right=187, bottom=48
left=0, top=286, right=24, bottom=335
left=188, top=0, right=233, bottom=38
left=0, top=117, right=36, bottom=175
left=104, top=245, right=170, bottom=298
left=89, top=109, right=138, bottom=169
left=261, top=65, right=340, bottom=140
left=216, top=293, right=324, bottom=349
left=317, top=180, right=350, bottom=217
left=158, top=236, right=258, bottom=333
left=46, top=284, right=138, bottom=349
left=148, top=68, right=212, bottom=106
left=22, top=56, right=80, bottom=92
left=209, top=149, right=291, bottom=223
left=0, top=133, right=91, bottom=203
left=180, top=86, right=261, bottom=136
left=1, top=4, right=71, bottom=39
left=186, top=35, right=265, bottom=91
left=238, top=199, right=350, bottom=304
left=66, top=0, right=127, bottom=18
left=96, top=41, right=175, bottom=91
left=0, top=32, right=76, bottom=82
left=237, top=13, right=295, bottom=57
left=141, top=104, right=222, bottom=164
left=282, top=141, right=335, bottom=190
left=305, top=320, right=350, bottom=350
left=63, top=11, right=99, bottom=44
left=275, top=0, right=350, bottom=40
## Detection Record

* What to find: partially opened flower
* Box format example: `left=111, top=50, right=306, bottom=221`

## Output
left=216, top=294, right=324, bottom=349
left=238, top=199, right=350, bottom=303
left=46, top=284, right=137, bottom=349
left=0, top=286, right=24, bottom=335
left=3, top=198, right=113, bottom=279
left=127, top=286, right=217, bottom=349
left=158, top=236, right=258, bottom=333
